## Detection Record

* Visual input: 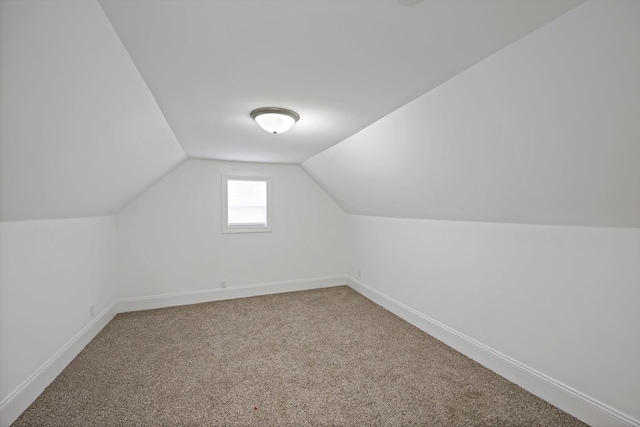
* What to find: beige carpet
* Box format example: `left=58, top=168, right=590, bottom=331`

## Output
left=14, top=286, right=586, bottom=426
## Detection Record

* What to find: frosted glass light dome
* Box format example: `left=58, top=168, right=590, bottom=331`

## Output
left=251, top=107, right=299, bottom=134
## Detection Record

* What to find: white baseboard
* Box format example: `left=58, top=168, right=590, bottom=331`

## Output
left=1, top=275, right=346, bottom=427
left=15, top=276, right=628, bottom=427
left=118, top=275, right=346, bottom=313
left=0, top=301, right=119, bottom=427
left=347, top=276, right=639, bottom=427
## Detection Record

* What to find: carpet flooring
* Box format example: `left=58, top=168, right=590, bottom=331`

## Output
left=14, top=286, right=586, bottom=426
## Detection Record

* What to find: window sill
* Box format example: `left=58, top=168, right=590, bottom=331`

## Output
left=222, top=228, right=273, bottom=234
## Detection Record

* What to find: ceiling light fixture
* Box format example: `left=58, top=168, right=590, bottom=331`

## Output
left=251, top=107, right=299, bottom=134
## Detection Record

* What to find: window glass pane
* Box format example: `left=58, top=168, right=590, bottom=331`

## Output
left=227, top=180, right=267, bottom=227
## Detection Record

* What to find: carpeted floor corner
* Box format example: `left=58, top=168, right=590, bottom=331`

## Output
left=13, top=286, right=586, bottom=426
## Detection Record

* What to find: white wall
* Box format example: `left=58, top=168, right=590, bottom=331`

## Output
left=117, top=159, right=346, bottom=299
left=0, top=159, right=345, bottom=423
left=0, top=216, right=118, bottom=419
left=347, top=215, right=640, bottom=423
left=303, top=0, right=640, bottom=228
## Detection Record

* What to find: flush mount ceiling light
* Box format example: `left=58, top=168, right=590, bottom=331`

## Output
left=250, top=107, right=299, bottom=134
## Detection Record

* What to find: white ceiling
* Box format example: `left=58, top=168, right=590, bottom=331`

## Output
left=0, top=0, right=186, bottom=222
left=99, top=0, right=582, bottom=164
left=2, top=0, right=599, bottom=224
left=303, top=0, right=640, bottom=228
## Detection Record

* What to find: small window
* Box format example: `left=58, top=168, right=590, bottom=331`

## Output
left=222, top=176, right=272, bottom=233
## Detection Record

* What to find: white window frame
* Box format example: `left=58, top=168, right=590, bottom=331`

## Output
left=222, top=175, right=272, bottom=234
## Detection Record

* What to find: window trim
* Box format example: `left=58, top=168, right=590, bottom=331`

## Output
left=221, top=175, right=272, bottom=234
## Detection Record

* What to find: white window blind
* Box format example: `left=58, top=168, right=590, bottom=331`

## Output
left=227, top=179, right=267, bottom=228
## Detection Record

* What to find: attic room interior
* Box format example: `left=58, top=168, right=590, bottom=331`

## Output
left=0, top=0, right=638, bottom=425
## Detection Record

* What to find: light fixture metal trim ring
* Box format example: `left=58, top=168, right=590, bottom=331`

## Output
left=250, top=107, right=300, bottom=123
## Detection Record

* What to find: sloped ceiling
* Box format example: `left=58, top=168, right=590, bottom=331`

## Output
left=6, top=0, right=614, bottom=226
left=98, top=0, right=582, bottom=164
left=302, top=0, right=640, bottom=228
left=0, top=0, right=185, bottom=222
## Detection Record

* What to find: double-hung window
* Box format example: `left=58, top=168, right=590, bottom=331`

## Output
left=222, top=176, right=272, bottom=233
